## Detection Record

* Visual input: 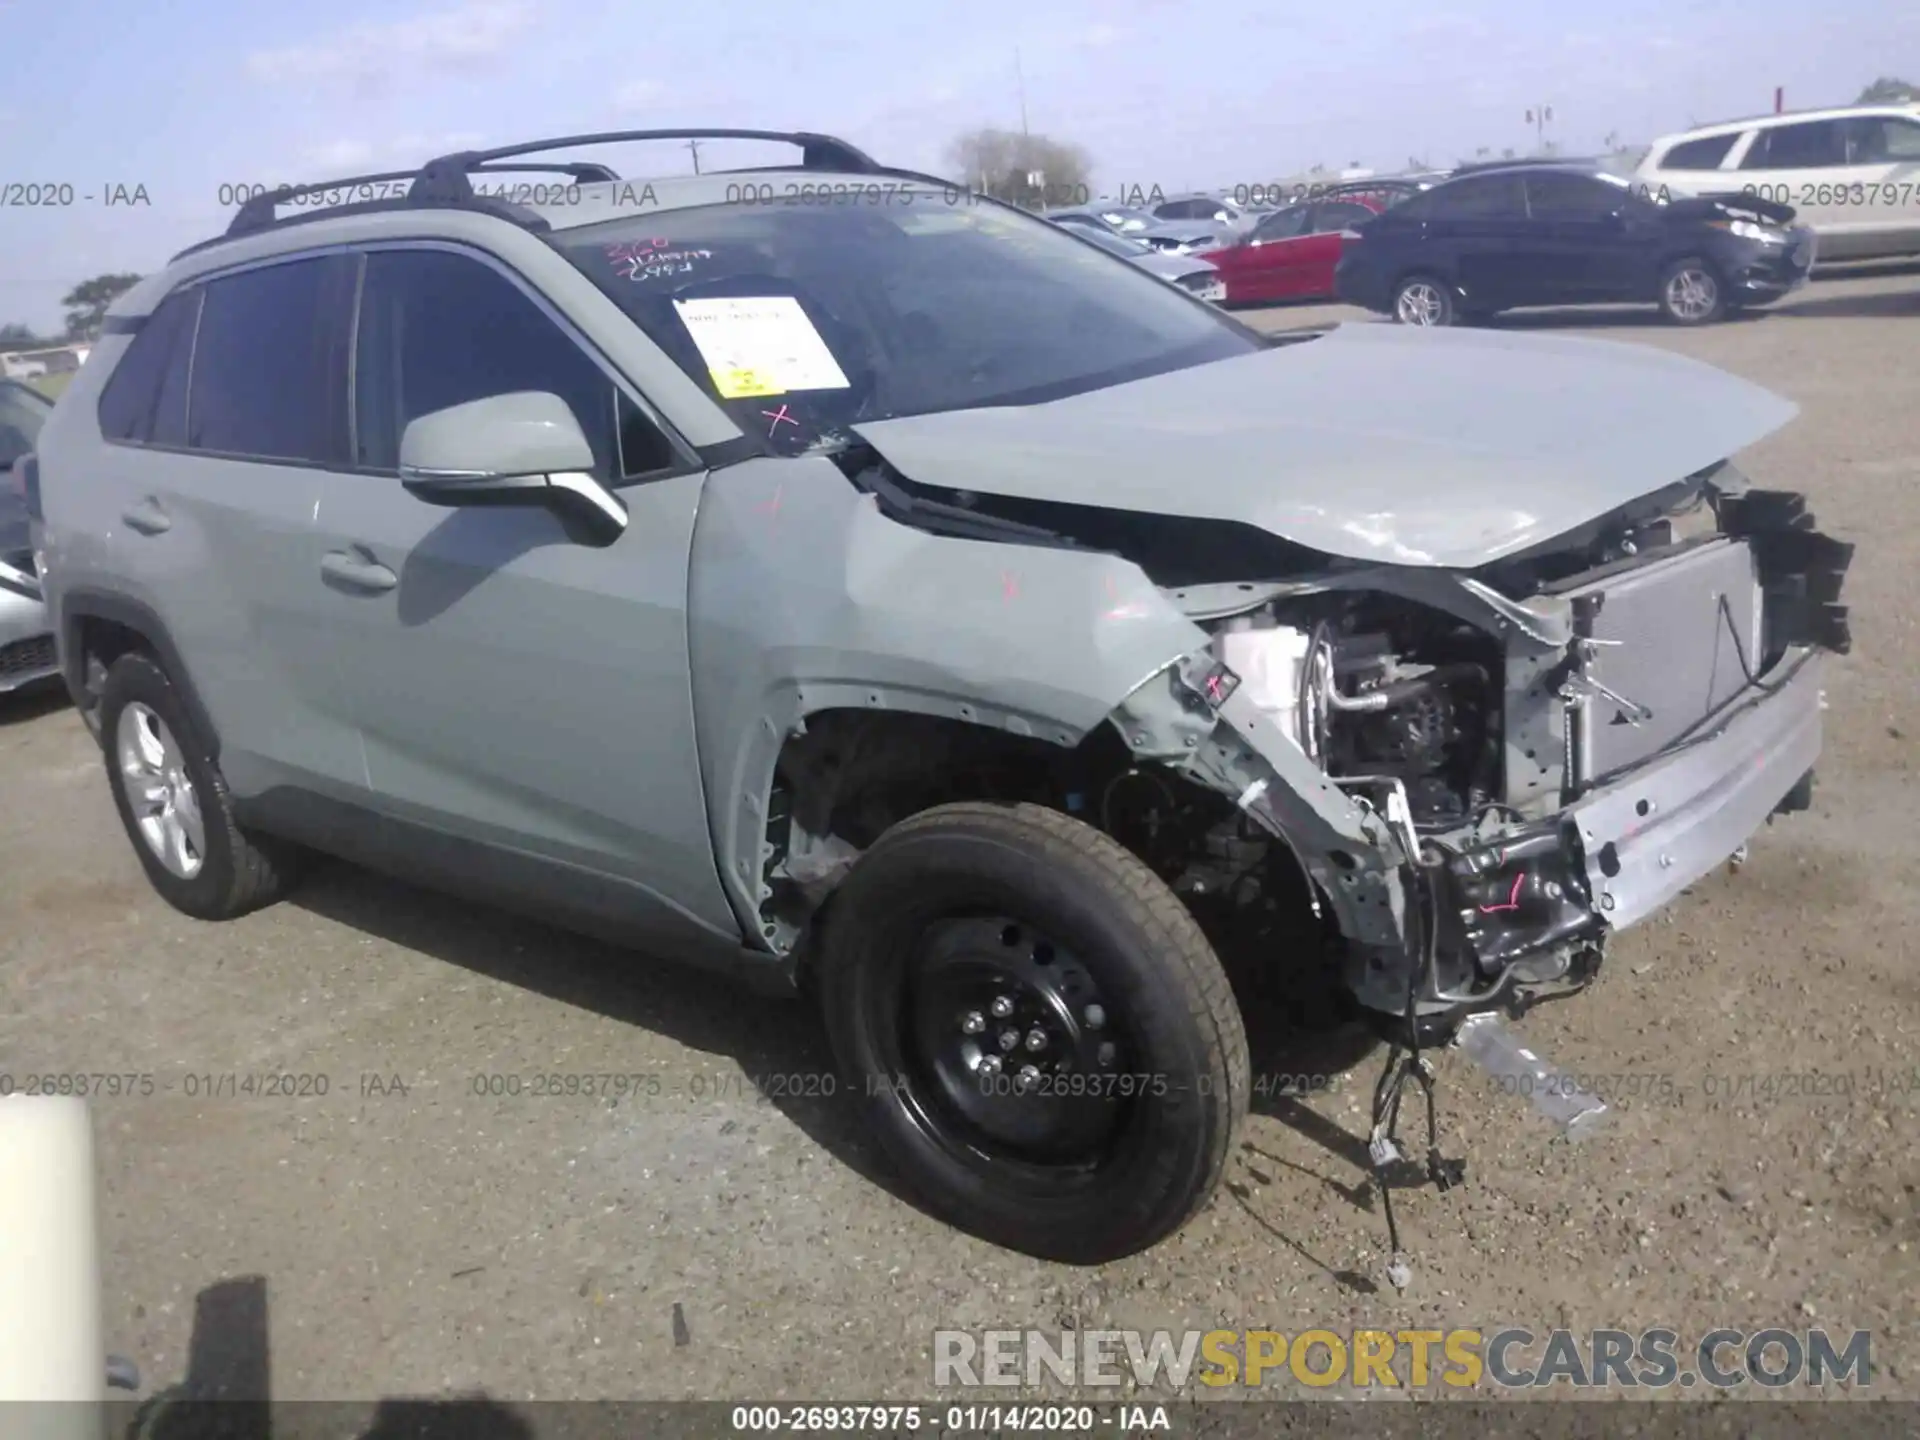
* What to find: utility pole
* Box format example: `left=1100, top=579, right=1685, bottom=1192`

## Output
left=1015, top=48, right=1030, bottom=137
left=686, top=139, right=703, bottom=174
left=1525, top=104, right=1553, bottom=153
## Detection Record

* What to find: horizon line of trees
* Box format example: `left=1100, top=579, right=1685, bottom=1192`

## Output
left=1, top=273, right=144, bottom=352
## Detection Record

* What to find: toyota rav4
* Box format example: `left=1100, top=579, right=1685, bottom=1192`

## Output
left=24, top=129, right=1853, bottom=1268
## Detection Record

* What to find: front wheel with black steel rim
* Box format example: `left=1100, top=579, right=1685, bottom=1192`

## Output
left=1392, top=274, right=1455, bottom=326
left=1657, top=257, right=1725, bottom=324
left=98, top=652, right=301, bottom=920
left=815, top=801, right=1249, bottom=1263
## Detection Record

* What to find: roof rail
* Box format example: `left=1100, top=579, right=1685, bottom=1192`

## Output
left=185, top=128, right=880, bottom=258
left=471, top=161, right=622, bottom=182
left=411, top=129, right=881, bottom=200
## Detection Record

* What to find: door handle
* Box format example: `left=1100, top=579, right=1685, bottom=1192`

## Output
left=320, top=549, right=397, bottom=594
left=121, top=499, right=171, bottom=535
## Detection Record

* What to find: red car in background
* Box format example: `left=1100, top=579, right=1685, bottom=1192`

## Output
left=1199, top=182, right=1425, bottom=303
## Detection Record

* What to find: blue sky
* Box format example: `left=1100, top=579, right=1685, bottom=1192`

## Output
left=1, top=0, right=1913, bottom=330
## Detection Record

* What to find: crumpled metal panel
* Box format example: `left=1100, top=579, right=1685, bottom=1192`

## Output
left=685, top=455, right=1207, bottom=943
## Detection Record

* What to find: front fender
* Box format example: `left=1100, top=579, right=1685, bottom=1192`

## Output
left=686, top=455, right=1206, bottom=946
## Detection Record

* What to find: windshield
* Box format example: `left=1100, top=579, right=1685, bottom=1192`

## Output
left=0, top=380, right=52, bottom=471
left=554, top=190, right=1260, bottom=453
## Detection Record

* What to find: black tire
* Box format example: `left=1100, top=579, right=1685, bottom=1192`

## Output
left=815, top=801, right=1249, bottom=1263
left=98, top=652, right=301, bottom=920
left=1657, top=256, right=1726, bottom=325
left=1391, top=273, right=1456, bottom=326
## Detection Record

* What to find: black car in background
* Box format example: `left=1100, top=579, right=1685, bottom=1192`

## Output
left=1333, top=160, right=1817, bottom=326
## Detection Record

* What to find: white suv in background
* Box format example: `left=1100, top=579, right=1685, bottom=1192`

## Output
left=1636, top=104, right=1920, bottom=261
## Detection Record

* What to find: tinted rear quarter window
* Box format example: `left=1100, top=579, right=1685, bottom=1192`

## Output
left=188, top=256, right=353, bottom=462
left=97, top=289, right=200, bottom=446
left=1659, top=134, right=1738, bottom=170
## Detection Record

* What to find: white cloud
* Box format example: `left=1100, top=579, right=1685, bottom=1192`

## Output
left=612, top=79, right=668, bottom=111
left=297, top=131, right=488, bottom=173
left=1079, top=23, right=1126, bottom=47
left=246, top=1, right=534, bottom=86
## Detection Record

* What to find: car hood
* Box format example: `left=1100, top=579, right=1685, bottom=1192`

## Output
left=850, top=321, right=1797, bottom=569
left=1132, top=250, right=1217, bottom=281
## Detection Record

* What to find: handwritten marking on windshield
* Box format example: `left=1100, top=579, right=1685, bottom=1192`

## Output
left=762, top=404, right=798, bottom=435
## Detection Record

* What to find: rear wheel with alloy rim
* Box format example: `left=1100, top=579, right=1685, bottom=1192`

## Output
left=816, top=801, right=1249, bottom=1263
left=1392, top=275, right=1455, bottom=326
left=1658, top=257, right=1725, bottom=324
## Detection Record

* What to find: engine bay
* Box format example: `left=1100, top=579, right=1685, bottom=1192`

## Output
left=1211, top=601, right=1502, bottom=832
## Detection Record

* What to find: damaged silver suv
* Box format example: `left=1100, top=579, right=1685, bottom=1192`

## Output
left=29, top=131, right=1852, bottom=1266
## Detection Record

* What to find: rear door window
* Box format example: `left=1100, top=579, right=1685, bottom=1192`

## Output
left=96, top=289, right=200, bottom=447
left=1309, top=201, right=1378, bottom=233
left=1425, top=174, right=1526, bottom=219
left=187, top=256, right=354, bottom=463
left=1742, top=119, right=1848, bottom=169
left=1524, top=173, right=1619, bottom=220
left=1253, top=206, right=1311, bottom=241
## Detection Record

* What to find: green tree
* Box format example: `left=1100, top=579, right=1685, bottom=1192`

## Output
left=0, top=322, right=52, bottom=352
left=1857, top=76, right=1918, bottom=103
left=946, top=128, right=1093, bottom=209
left=60, top=273, right=143, bottom=342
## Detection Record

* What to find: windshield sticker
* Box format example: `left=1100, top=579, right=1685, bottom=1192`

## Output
left=672, top=296, right=851, bottom=400
left=605, top=239, right=715, bottom=283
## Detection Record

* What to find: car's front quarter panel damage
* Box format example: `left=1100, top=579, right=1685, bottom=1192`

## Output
left=685, top=455, right=1212, bottom=951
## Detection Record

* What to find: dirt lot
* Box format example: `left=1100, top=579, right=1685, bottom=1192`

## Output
left=3, top=266, right=1917, bottom=1408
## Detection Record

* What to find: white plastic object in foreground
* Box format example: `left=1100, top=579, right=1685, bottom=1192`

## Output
left=0, top=1096, right=107, bottom=1436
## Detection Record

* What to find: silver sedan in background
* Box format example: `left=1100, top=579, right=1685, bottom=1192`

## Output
left=1049, top=214, right=1228, bottom=301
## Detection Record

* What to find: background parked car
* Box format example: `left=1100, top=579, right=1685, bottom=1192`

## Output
left=1197, top=181, right=1424, bottom=303
left=1049, top=215, right=1227, bottom=301
left=1044, top=203, right=1223, bottom=254
left=1637, top=104, right=1920, bottom=261
left=0, top=379, right=58, bottom=696
left=1334, top=160, right=1817, bottom=326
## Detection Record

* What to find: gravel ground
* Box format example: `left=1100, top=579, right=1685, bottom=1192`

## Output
left=2, top=263, right=1916, bottom=1408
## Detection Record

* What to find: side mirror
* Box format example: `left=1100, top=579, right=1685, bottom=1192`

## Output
left=399, top=391, right=628, bottom=548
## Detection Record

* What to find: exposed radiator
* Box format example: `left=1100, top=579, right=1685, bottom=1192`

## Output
left=1559, top=538, right=1762, bottom=779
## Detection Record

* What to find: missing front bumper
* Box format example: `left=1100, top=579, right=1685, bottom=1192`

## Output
left=1365, top=647, right=1827, bottom=1022
left=1572, top=647, right=1824, bottom=930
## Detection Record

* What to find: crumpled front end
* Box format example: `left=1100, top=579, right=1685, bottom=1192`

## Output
left=1100, top=465, right=1853, bottom=1030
